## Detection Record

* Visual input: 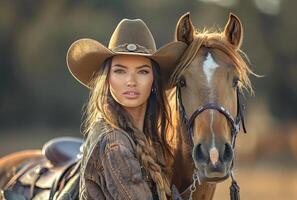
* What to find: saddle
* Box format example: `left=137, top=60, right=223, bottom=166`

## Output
left=2, top=137, right=83, bottom=200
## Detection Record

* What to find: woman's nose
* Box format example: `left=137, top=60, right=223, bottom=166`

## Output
left=126, top=73, right=136, bottom=87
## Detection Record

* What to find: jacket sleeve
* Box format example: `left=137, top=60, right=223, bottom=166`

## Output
left=101, top=143, right=154, bottom=200
left=80, top=179, right=105, bottom=200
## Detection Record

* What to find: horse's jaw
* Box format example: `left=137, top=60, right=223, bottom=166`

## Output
left=198, top=171, right=230, bottom=183
left=194, top=161, right=231, bottom=183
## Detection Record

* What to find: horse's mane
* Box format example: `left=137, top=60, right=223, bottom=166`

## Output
left=170, top=30, right=255, bottom=94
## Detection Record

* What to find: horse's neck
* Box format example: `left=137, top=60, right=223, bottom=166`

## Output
left=166, top=88, right=195, bottom=189
left=172, top=129, right=196, bottom=191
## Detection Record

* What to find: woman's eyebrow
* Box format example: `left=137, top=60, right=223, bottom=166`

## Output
left=112, top=64, right=151, bottom=69
left=136, top=64, right=151, bottom=69
left=112, top=64, right=127, bottom=68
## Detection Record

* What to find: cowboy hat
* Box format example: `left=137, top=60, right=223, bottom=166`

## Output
left=67, top=18, right=187, bottom=88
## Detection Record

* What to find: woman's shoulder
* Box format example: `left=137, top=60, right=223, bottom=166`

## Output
left=99, top=129, right=136, bottom=157
left=80, top=121, right=136, bottom=176
left=86, top=120, right=136, bottom=157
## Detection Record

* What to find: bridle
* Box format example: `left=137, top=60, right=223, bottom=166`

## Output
left=174, top=79, right=247, bottom=200
left=176, top=81, right=246, bottom=148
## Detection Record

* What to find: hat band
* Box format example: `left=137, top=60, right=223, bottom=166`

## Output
left=112, top=43, right=154, bottom=54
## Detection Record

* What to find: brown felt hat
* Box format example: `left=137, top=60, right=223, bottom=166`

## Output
left=66, top=18, right=187, bottom=88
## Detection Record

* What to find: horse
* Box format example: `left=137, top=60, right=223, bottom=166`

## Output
left=166, top=13, right=255, bottom=200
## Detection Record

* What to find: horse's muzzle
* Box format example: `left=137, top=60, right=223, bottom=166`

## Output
left=192, top=143, right=233, bottom=181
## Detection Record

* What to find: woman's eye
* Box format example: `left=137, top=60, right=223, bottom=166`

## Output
left=113, top=69, right=125, bottom=74
left=138, top=70, right=149, bottom=74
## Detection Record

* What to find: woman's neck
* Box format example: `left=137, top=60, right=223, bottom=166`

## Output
left=124, top=102, right=147, bottom=131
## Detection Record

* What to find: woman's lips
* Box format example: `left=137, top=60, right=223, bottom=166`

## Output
left=122, top=91, right=140, bottom=99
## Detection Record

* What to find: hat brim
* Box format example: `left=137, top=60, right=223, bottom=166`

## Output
left=67, top=38, right=187, bottom=88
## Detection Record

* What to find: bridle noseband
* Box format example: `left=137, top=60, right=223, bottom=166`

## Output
left=176, top=82, right=246, bottom=148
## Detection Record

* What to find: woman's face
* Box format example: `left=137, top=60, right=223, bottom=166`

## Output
left=109, top=55, right=153, bottom=109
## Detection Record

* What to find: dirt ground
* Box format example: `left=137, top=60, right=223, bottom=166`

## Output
left=213, top=166, right=297, bottom=200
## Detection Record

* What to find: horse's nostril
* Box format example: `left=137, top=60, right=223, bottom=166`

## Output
left=194, top=144, right=208, bottom=164
left=222, top=143, right=233, bottom=163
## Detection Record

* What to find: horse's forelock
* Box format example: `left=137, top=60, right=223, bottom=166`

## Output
left=170, top=30, right=254, bottom=94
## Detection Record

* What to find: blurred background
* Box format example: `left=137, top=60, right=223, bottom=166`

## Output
left=0, top=0, right=296, bottom=199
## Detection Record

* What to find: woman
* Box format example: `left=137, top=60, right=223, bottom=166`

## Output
left=67, top=19, right=186, bottom=200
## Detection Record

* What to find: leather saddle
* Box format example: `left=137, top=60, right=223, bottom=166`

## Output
left=42, top=137, right=83, bottom=166
left=3, top=137, right=83, bottom=200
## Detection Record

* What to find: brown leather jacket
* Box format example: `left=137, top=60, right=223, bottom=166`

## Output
left=79, top=120, right=158, bottom=200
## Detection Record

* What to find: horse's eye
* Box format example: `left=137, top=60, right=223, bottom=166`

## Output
left=179, top=77, right=187, bottom=87
left=232, top=76, right=240, bottom=87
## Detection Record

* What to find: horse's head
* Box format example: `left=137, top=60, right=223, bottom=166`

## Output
left=171, top=13, right=253, bottom=182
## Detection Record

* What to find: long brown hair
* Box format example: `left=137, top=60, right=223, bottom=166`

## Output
left=82, top=57, right=172, bottom=199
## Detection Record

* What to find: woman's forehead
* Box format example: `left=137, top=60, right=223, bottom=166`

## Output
left=111, top=55, right=152, bottom=68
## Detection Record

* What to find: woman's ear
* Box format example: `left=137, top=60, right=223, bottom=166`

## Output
left=224, top=13, right=243, bottom=49
left=175, top=12, right=195, bottom=45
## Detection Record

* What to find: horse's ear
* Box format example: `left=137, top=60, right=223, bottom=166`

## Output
left=175, top=12, right=194, bottom=45
left=224, top=13, right=243, bottom=49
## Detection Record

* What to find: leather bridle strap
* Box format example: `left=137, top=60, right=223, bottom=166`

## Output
left=187, top=103, right=240, bottom=144
left=176, top=85, right=246, bottom=148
